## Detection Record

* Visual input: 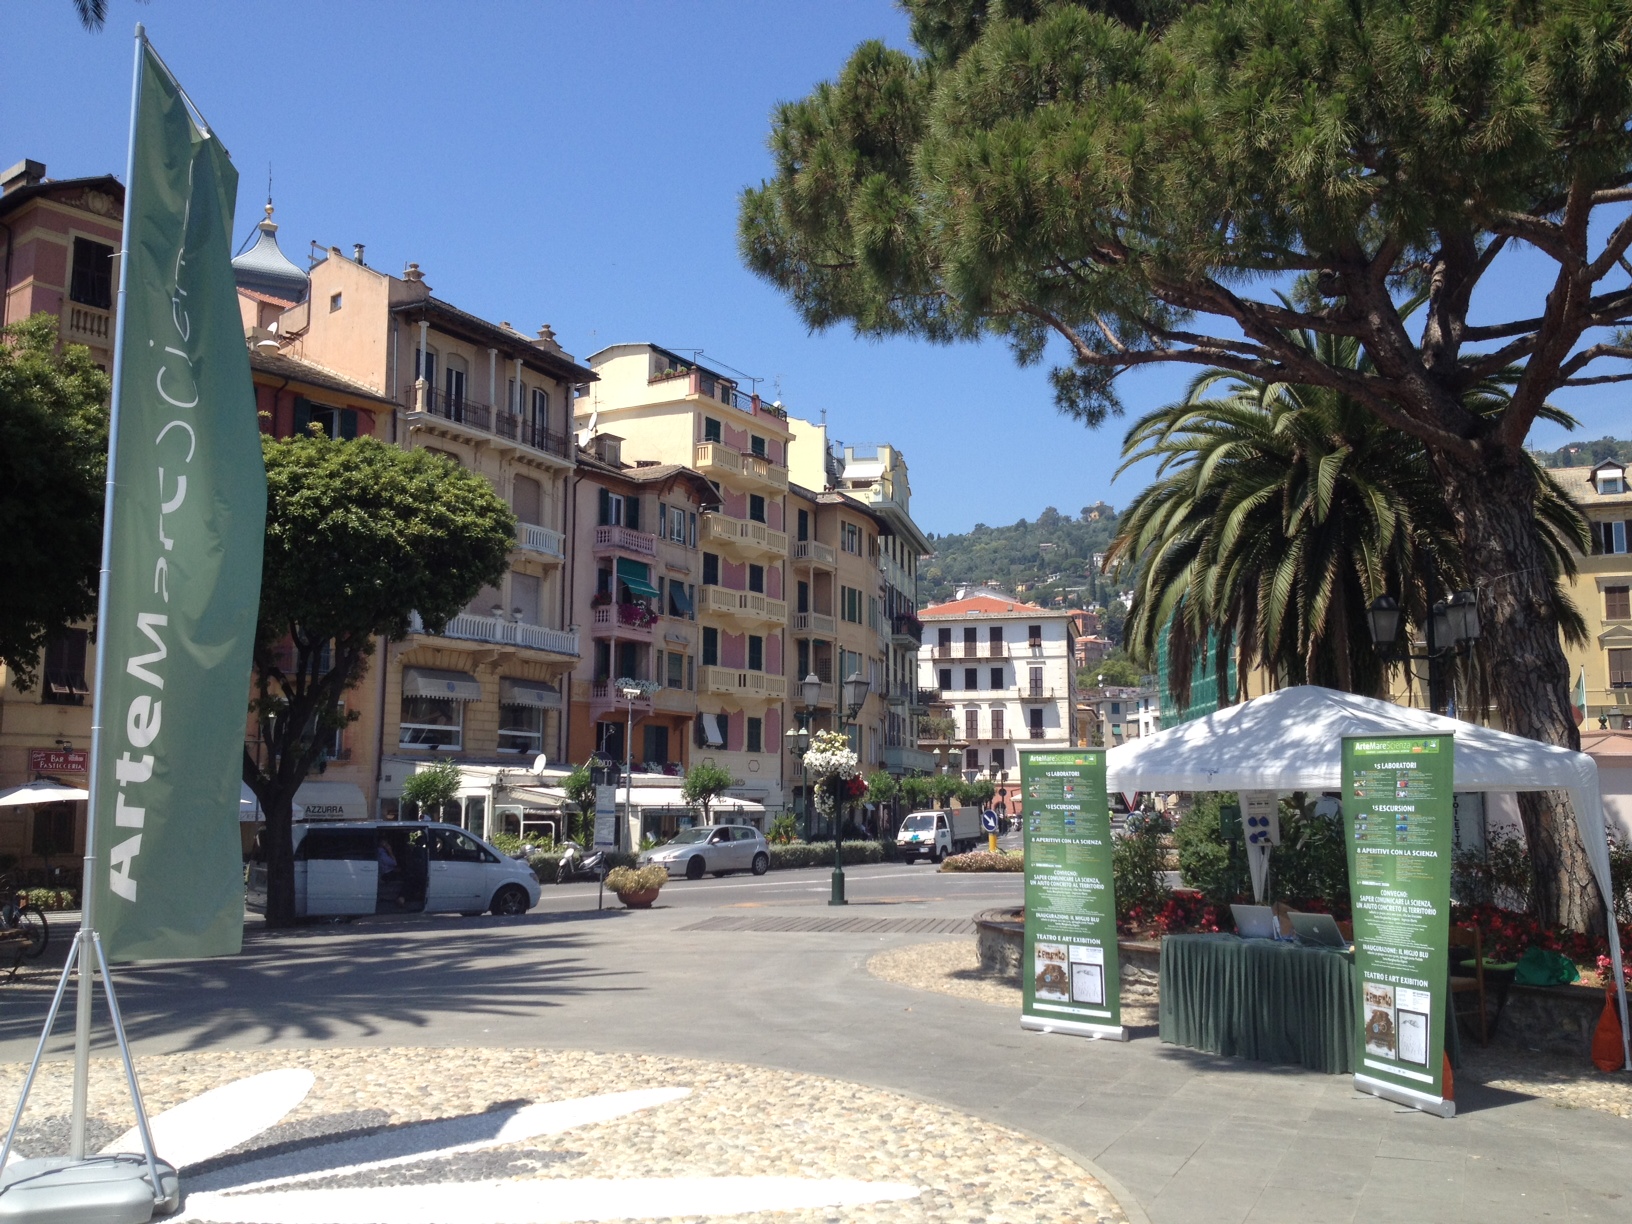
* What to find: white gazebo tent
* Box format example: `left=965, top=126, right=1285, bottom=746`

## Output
left=1105, top=685, right=1629, bottom=1069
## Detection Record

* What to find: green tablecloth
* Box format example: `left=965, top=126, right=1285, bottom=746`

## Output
left=1159, top=934, right=1357, bottom=1074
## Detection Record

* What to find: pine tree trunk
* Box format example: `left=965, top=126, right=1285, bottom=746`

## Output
left=1437, top=450, right=1601, bottom=934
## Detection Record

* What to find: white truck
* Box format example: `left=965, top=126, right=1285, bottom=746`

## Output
left=896, top=807, right=982, bottom=863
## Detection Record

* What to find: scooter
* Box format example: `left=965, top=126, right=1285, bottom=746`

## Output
left=555, top=844, right=607, bottom=885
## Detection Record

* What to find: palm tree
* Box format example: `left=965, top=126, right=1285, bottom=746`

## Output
left=1107, top=324, right=1586, bottom=711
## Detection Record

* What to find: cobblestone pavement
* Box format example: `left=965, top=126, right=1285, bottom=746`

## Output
left=0, top=1048, right=1126, bottom=1224
left=867, top=939, right=1632, bottom=1118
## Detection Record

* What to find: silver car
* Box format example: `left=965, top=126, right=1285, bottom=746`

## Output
left=639, top=824, right=770, bottom=880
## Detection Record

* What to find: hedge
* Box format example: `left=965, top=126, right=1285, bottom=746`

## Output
left=940, top=851, right=1023, bottom=873
left=23, top=889, right=78, bottom=912
left=768, top=841, right=884, bottom=869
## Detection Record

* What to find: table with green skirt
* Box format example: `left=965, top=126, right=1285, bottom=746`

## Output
left=1158, top=933, right=1357, bottom=1073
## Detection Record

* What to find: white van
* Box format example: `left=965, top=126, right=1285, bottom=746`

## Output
left=246, top=822, right=540, bottom=918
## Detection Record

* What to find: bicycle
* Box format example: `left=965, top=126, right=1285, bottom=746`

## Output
left=0, top=875, right=49, bottom=976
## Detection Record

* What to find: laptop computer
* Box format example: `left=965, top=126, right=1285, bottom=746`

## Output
left=1230, top=903, right=1279, bottom=940
left=1289, top=911, right=1347, bottom=947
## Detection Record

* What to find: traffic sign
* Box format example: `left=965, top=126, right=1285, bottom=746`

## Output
left=980, top=809, right=999, bottom=834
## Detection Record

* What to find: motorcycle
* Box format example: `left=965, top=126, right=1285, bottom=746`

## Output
left=555, top=844, right=606, bottom=885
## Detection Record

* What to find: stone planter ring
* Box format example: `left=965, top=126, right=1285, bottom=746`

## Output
left=617, top=888, right=661, bottom=909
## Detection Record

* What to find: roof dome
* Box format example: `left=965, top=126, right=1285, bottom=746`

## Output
left=232, top=201, right=309, bottom=303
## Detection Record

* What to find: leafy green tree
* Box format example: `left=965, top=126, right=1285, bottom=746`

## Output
left=681, top=761, right=737, bottom=826
left=245, top=434, right=515, bottom=926
left=0, top=315, right=109, bottom=687
left=957, top=777, right=995, bottom=808
left=929, top=772, right=962, bottom=809
left=741, top=0, right=1632, bottom=929
left=1081, top=651, right=1142, bottom=690
left=899, top=775, right=934, bottom=811
left=1108, top=331, right=1587, bottom=706
left=401, top=759, right=462, bottom=822
left=563, top=765, right=597, bottom=846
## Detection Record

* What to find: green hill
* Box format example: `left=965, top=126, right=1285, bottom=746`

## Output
left=1533, top=435, right=1632, bottom=467
left=919, top=502, right=1130, bottom=613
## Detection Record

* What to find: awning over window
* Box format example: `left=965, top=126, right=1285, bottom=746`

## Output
left=402, top=667, right=481, bottom=702
left=701, top=713, right=726, bottom=748
left=668, top=584, right=694, bottom=616
left=292, top=781, right=368, bottom=822
left=500, top=678, right=561, bottom=709
left=621, top=576, right=660, bottom=599
left=616, top=558, right=659, bottom=599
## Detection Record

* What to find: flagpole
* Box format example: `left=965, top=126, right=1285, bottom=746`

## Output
left=68, top=21, right=147, bottom=1163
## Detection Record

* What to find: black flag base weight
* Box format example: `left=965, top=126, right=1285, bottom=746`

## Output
left=0, top=932, right=177, bottom=1223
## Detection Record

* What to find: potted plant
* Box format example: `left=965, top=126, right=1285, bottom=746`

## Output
left=605, top=864, right=669, bottom=909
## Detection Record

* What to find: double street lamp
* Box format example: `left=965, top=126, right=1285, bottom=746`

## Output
left=1365, top=590, right=1481, bottom=715
left=785, top=671, right=823, bottom=842
left=829, top=670, right=873, bottom=906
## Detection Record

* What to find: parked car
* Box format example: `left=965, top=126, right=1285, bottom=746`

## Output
left=895, top=808, right=981, bottom=863
left=246, top=821, right=540, bottom=918
left=639, top=824, right=770, bottom=880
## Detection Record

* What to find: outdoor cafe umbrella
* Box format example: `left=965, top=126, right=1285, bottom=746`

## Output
left=0, top=780, right=89, bottom=806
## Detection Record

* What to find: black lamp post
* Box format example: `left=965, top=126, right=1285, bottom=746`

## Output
left=784, top=672, right=821, bottom=839
left=831, top=669, right=872, bottom=906
left=1366, top=588, right=1482, bottom=715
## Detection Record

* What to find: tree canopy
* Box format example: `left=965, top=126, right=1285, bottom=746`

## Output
left=0, top=315, right=109, bottom=688
left=681, top=762, right=737, bottom=825
left=247, top=434, right=515, bottom=924
left=743, top=0, right=1632, bottom=929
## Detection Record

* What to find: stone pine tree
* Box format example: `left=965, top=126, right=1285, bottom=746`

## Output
left=246, top=434, right=515, bottom=927
left=740, top=0, right=1632, bottom=931
left=0, top=315, right=108, bottom=687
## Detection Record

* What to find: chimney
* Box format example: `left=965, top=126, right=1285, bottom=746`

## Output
left=352, top=244, right=365, bottom=265
left=1, top=159, right=46, bottom=195
left=400, top=261, right=429, bottom=300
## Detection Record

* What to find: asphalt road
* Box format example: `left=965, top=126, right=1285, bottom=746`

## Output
left=534, top=859, right=1022, bottom=913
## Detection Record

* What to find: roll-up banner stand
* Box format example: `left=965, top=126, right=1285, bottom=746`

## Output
left=1019, top=748, right=1125, bottom=1040
left=1342, top=734, right=1456, bottom=1117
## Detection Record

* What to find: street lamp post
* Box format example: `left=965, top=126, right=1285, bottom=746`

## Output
left=1365, top=589, right=1482, bottom=716
left=831, top=670, right=872, bottom=906
left=616, top=681, right=649, bottom=852
left=784, top=672, right=820, bottom=840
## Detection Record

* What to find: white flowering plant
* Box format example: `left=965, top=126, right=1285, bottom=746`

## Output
left=802, top=730, right=865, bottom=818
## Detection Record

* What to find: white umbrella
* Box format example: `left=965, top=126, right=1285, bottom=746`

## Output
left=0, top=779, right=90, bottom=806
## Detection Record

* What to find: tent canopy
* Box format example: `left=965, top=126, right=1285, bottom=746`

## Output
left=0, top=780, right=88, bottom=807
left=1105, top=684, right=1627, bottom=1067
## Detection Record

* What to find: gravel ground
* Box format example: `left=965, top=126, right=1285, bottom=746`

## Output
left=868, top=940, right=1632, bottom=1118
left=866, top=941, right=1160, bottom=1030
left=0, top=1048, right=1127, bottom=1224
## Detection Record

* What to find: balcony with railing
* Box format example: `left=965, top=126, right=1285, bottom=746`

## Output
left=407, top=385, right=572, bottom=462
left=701, top=512, right=788, bottom=557
left=587, top=677, right=655, bottom=714
left=792, top=610, right=837, bottom=637
left=593, top=524, right=658, bottom=558
left=791, top=539, right=837, bottom=569
left=407, top=611, right=579, bottom=657
left=516, top=521, right=565, bottom=561
left=693, top=442, right=788, bottom=491
left=698, top=666, right=788, bottom=700
left=590, top=600, right=658, bottom=641
left=63, top=303, right=111, bottom=347
left=1020, top=686, right=1061, bottom=702
left=699, top=586, right=787, bottom=624
left=890, top=613, right=923, bottom=648
left=884, top=745, right=939, bottom=774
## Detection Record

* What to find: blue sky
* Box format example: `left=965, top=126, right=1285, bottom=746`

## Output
left=6, top=0, right=1628, bottom=535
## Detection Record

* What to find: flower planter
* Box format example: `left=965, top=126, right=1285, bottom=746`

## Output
left=616, top=888, right=660, bottom=909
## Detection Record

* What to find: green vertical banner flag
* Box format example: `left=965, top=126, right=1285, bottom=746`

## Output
left=1020, top=748, right=1125, bottom=1040
left=89, top=36, right=265, bottom=961
left=1342, top=734, right=1456, bottom=1117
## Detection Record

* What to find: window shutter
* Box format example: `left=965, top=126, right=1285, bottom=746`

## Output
left=598, top=487, right=612, bottom=527
left=626, top=496, right=640, bottom=531
left=340, top=409, right=359, bottom=439
left=292, top=396, right=312, bottom=435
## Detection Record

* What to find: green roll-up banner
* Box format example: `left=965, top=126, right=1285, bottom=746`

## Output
left=1020, top=748, right=1124, bottom=1040
left=1342, top=734, right=1456, bottom=1117
left=88, top=37, right=265, bottom=961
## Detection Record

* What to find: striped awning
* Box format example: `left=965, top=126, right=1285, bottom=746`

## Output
left=500, top=678, right=561, bottom=709
left=402, top=667, right=481, bottom=702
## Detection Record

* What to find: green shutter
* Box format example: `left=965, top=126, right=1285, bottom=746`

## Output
left=292, top=396, right=312, bottom=436
left=340, top=408, right=358, bottom=439
left=625, top=495, right=640, bottom=531
left=599, top=487, right=612, bottom=526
